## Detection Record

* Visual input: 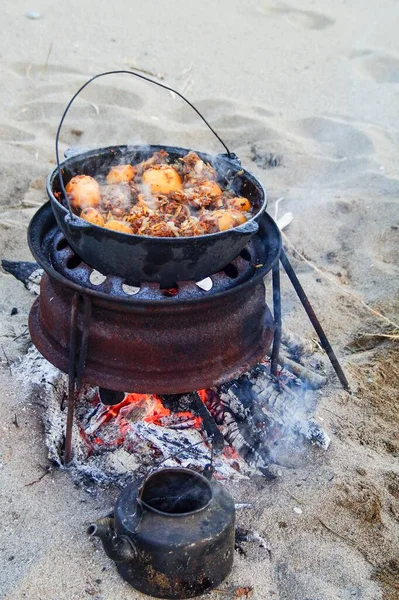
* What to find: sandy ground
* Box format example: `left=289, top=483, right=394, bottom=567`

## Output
left=0, top=0, right=398, bottom=598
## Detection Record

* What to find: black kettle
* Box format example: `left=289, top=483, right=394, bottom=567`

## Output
left=88, top=467, right=236, bottom=599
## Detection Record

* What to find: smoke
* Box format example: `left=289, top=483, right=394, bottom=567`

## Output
left=216, top=358, right=329, bottom=472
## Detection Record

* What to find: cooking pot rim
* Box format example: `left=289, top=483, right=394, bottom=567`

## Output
left=137, top=467, right=213, bottom=518
left=47, top=144, right=268, bottom=242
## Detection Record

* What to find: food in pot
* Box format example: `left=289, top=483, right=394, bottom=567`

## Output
left=64, top=151, right=253, bottom=236
left=106, top=164, right=136, bottom=184
left=230, top=197, right=251, bottom=212
left=142, top=166, right=183, bottom=194
left=104, top=219, right=132, bottom=233
left=216, top=209, right=247, bottom=231
left=80, top=207, right=105, bottom=226
left=65, top=175, right=101, bottom=210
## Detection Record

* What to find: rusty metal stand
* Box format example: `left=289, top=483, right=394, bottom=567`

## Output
left=279, top=248, right=351, bottom=393
left=65, top=293, right=92, bottom=464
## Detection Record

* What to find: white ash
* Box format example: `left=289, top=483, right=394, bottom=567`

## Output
left=24, top=268, right=43, bottom=295
left=13, top=347, right=69, bottom=467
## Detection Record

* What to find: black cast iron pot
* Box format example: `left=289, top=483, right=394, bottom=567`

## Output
left=49, top=144, right=267, bottom=285
left=49, top=71, right=267, bottom=286
left=88, top=467, right=235, bottom=599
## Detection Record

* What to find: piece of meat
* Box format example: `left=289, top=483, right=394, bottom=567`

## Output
left=135, top=150, right=169, bottom=175
left=100, top=183, right=134, bottom=218
left=180, top=151, right=217, bottom=184
left=179, top=217, right=207, bottom=237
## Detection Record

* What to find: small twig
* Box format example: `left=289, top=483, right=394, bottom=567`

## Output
left=128, top=65, right=164, bottom=80
left=13, top=327, right=29, bottom=342
left=180, top=61, right=193, bottom=76
left=359, top=332, right=399, bottom=340
left=212, top=588, right=254, bottom=599
left=317, top=517, right=358, bottom=547
left=45, top=41, right=54, bottom=75
left=280, top=486, right=304, bottom=505
left=12, top=413, right=19, bottom=428
left=25, top=465, right=52, bottom=487
left=1, top=345, right=12, bottom=374
left=319, top=405, right=348, bottom=422
left=181, top=79, right=194, bottom=96
left=89, top=102, right=100, bottom=116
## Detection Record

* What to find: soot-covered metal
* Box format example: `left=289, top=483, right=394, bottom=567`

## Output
left=88, top=467, right=236, bottom=599
left=28, top=202, right=280, bottom=394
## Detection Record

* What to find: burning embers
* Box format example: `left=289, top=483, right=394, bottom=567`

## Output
left=16, top=348, right=330, bottom=486
left=81, top=392, right=203, bottom=451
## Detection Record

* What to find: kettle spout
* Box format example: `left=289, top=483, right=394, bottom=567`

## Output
left=87, top=517, right=137, bottom=563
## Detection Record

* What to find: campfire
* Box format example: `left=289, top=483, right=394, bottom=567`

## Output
left=16, top=335, right=330, bottom=486
left=4, top=70, right=351, bottom=599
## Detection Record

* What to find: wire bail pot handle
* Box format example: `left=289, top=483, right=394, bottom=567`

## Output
left=55, top=70, right=233, bottom=217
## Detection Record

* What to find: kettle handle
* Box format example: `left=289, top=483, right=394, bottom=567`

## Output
left=55, top=70, right=233, bottom=218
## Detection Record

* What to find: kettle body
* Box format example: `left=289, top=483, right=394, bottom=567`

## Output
left=88, top=468, right=235, bottom=599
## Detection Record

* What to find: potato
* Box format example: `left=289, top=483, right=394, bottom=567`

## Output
left=217, top=209, right=247, bottom=231
left=66, top=175, right=101, bottom=210
left=230, top=210, right=247, bottom=225
left=229, top=197, right=251, bottom=212
left=198, top=180, right=222, bottom=197
left=80, top=207, right=105, bottom=227
left=106, top=164, right=136, bottom=184
left=104, top=220, right=132, bottom=234
left=142, top=166, right=182, bottom=194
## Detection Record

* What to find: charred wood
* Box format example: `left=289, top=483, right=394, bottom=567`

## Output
left=161, top=393, right=225, bottom=453
left=277, top=354, right=327, bottom=389
left=2, top=260, right=42, bottom=295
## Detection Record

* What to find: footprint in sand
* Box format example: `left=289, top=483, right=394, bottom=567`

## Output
left=0, top=125, right=35, bottom=142
left=167, top=98, right=240, bottom=124
left=211, top=112, right=269, bottom=130
left=10, top=61, right=85, bottom=78
left=369, top=224, right=399, bottom=274
left=77, top=83, right=144, bottom=111
left=252, top=105, right=275, bottom=118
left=295, top=116, right=375, bottom=158
left=163, top=97, right=282, bottom=150
left=12, top=101, right=101, bottom=123
left=257, top=1, right=334, bottom=30
left=350, top=50, right=399, bottom=83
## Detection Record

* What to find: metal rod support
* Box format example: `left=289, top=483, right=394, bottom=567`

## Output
left=280, top=249, right=351, bottom=393
left=65, top=293, right=79, bottom=464
left=65, top=293, right=92, bottom=464
left=271, top=262, right=282, bottom=377
left=76, top=295, right=92, bottom=387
